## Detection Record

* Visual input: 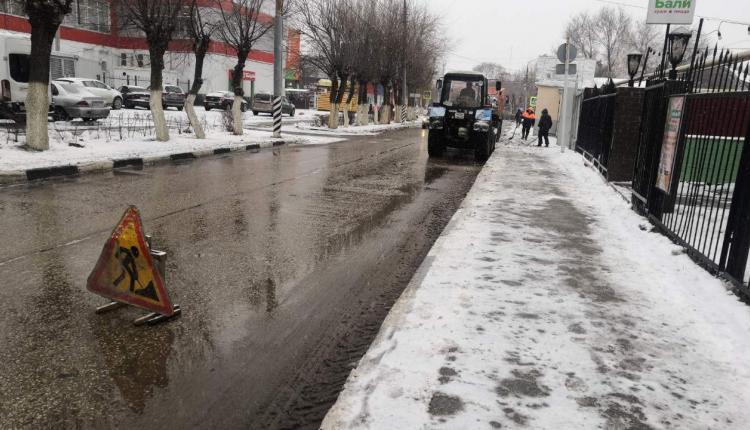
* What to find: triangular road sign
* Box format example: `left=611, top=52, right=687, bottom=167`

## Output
left=87, top=206, right=174, bottom=316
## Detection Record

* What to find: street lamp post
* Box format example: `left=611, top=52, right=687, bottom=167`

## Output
left=667, top=28, right=692, bottom=80
left=627, top=53, right=643, bottom=87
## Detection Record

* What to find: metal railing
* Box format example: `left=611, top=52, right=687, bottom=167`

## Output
left=575, top=88, right=617, bottom=174
left=631, top=44, right=750, bottom=291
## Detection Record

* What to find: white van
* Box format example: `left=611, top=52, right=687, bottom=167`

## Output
left=0, top=34, right=32, bottom=120
left=0, top=32, right=74, bottom=121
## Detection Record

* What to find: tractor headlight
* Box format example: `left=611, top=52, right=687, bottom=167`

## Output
left=473, top=121, right=490, bottom=132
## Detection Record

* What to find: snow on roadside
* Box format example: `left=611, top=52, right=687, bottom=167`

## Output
left=0, top=130, right=341, bottom=173
left=0, top=107, right=336, bottom=174
left=294, top=120, right=421, bottom=136
left=322, top=138, right=750, bottom=429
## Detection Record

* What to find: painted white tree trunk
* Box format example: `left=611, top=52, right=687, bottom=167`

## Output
left=25, top=81, right=49, bottom=150
left=394, top=105, right=402, bottom=123
left=328, top=104, right=339, bottom=129
left=150, top=90, right=169, bottom=142
left=232, top=95, right=243, bottom=136
left=374, top=105, right=379, bottom=124
left=185, top=94, right=205, bottom=139
left=343, top=104, right=350, bottom=128
left=380, top=107, right=390, bottom=124
left=356, top=105, right=366, bottom=126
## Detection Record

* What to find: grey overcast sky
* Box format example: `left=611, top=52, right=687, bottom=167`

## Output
left=423, top=0, right=750, bottom=73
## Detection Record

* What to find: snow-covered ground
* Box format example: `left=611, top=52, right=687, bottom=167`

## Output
left=0, top=107, right=400, bottom=175
left=323, top=134, right=750, bottom=429
left=294, top=120, right=422, bottom=136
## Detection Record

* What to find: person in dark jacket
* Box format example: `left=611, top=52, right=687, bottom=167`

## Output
left=521, top=107, right=535, bottom=139
left=514, top=108, right=522, bottom=125
left=537, top=108, right=553, bottom=147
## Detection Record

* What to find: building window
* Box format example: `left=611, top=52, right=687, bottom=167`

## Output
left=1, top=0, right=110, bottom=33
left=0, top=0, right=26, bottom=16
left=64, top=0, right=111, bottom=33
left=49, top=56, right=76, bottom=80
left=120, top=53, right=127, bottom=67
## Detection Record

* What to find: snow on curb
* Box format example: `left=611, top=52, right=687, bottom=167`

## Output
left=0, top=138, right=289, bottom=184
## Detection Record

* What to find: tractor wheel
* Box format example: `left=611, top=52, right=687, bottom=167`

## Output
left=474, top=133, right=490, bottom=163
left=427, top=132, right=445, bottom=158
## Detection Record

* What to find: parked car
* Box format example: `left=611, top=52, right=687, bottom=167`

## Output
left=51, top=81, right=109, bottom=121
left=204, top=91, right=248, bottom=112
left=252, top=93, right=295, bottom=116
left=163, top=85, right=186, bottom=111
left=55, top=77, right=123, bottom=110
left=118, top=85, right=150, bottom=109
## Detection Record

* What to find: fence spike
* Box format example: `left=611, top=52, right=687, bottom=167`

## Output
left=731, top=56, right=740, bottom=91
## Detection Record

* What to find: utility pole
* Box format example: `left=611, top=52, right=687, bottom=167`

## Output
left=272, top=0, right=284, bottom=138
left=401, top=0, right=408, bottom=123
left=560, top=38, right=570, bottom=153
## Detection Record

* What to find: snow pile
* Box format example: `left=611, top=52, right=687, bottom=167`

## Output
left=323, top=138, right=750, bottom=429
left=295, top=120, right=421, bottom=136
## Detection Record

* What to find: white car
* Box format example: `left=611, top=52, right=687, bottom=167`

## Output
left=54, top=77, right=123, bottom=110
left=50, top=81, right=109, bottom=121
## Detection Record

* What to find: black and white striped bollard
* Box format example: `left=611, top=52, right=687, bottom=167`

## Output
left=273, top=97, right=282, bottom=138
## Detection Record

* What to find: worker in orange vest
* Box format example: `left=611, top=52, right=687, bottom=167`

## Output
left=521, top=107, right=536, bottom=140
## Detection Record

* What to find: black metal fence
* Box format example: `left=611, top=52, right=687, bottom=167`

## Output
left=576, top=87, right=617, bottom=174
left=631, top=46, right=750, bottom=290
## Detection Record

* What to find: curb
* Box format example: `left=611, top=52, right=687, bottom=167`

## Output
left=0, top=140, right=287, bottom=185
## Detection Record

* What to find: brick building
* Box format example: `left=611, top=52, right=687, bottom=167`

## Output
left=0, top=0, right=300, bottom=97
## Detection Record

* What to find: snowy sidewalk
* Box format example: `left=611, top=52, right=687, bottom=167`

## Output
left=323, top=139, right=750, bottom=429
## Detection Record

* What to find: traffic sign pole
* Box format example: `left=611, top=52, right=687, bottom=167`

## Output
left=560, top=40, right=569, bottom=153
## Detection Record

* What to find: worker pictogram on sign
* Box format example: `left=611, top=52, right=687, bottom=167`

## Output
left=87, top=206, right=176, bottom=318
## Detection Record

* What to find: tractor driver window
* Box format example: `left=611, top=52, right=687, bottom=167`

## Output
left=443, top=79, right=481, bottom=108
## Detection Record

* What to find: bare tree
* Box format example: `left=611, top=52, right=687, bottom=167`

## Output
left=564, top=12, right=597, bottom=59
left=119, top=0, right=187, bottom=142
left=295, top=0, right=443, bottom=127
left=348, top=0, right=377, bottom=125
left=294, top=0, right=349, bottom=128
left=185, top=0, right=216, bottom=139
left=472, top=63, right=506, bottom=80
left=627, top=20, right=661, bottom=56
left=595, top=6, right=632, bottom=77
left=404, top=1, right=444, bottom=114
left=23, top=0, right=74, bottom=150
left=216, top=0, right=272, bottom=135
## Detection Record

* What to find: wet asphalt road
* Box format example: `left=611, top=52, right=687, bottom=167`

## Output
left=0, top=128, right=482, bottom=429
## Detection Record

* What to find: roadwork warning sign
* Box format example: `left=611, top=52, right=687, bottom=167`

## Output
left=87, top=206, right=175, bottom=316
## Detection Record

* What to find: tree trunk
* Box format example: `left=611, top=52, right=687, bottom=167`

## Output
left=328, top=75, right=338, bottom=129
left=185, top=94, right=203, bottom=138
left=232, top=95, right=244, bottom=135
left=186, top=37, right=209, bottom=139
left=393, top=81, right=402, bottom=124
left=231, top=52, right=247, bottom=135
left=357, top=81, right=368, bottom=126
left=343, top=76, right=356, bottom=127
left=380, top=82, right=391, bottom=124
left=25, top=18, right=59, bottom=150
left=148, top=45, right=169, bottom=142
